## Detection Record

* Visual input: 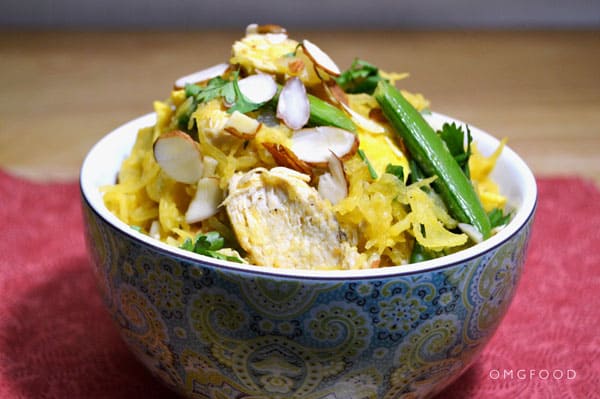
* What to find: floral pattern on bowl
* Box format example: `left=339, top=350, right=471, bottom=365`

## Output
left=81, top=112, right=536, bottom=399
left=83, top=197, right=533, bottom=399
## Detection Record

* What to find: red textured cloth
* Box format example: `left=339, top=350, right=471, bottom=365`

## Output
left=0, top=170, right=598, bottom=398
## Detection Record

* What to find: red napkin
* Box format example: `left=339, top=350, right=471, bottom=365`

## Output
left=0, top=170, right=598, bottom=398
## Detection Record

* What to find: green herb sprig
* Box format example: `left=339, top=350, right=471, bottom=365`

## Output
left=183, top=71, right=265, bottom=116
left=180, top=231, right=243, bottom=263
left=336, top=59, right=385, bottom=94
left=438, top=122, right=473, bottom=178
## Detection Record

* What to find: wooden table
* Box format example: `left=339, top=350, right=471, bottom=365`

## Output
left=1, top=30, right=599, bottom=185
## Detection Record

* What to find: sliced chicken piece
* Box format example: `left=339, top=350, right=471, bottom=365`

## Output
left=224, top=167, right=365, bottom=269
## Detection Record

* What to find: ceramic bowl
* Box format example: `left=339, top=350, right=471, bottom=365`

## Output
left=81, top=112, right=536, bottom=399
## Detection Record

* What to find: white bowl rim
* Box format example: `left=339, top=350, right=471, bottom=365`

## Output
left=81, top=112, right=537, bottom=280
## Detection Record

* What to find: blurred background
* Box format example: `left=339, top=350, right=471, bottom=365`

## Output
left=2, top=0, right=600, bottom=29
left=1, top=1, right=599, bottom=183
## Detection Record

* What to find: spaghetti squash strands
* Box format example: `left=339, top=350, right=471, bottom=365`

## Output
left=102, top=25, right=508, bottom=268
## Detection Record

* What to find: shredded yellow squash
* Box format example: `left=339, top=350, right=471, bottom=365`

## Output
left=102, top=25, right=507, bottom=269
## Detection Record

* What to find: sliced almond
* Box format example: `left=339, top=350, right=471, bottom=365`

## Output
left=301, top=39, right=341, bottom=77
left=245, top=24, right=288, bottom=43
left=185, top=177, right=223, bottom=224
left=303, top=83, right=333, bottom=105
left=265, top=33, right=289, bottom=44
left=256, top=24, right=287, bottom=34
left=321, top=79, right=385, bottom=134
left=325, top=80, right=348, bottom=105
left=293, top=49, right=323, bottom=86
left=318, top=153, right=348, bottom=205
left=327, top=151, right=348, bottom=188
left=153, top=131, right=203, bottom=184
left=174, top=63, right=229, bottom=89
left=262, top=142, right=313, bottom=177
left=340, top=102, right=385, bottom=134
left=291, top=126, right=359, bottom=167
left=458, top=223, right=484, bottom=244
left=202, top=156, right=219, bottom=178
left=246, top=23, right=287, bottom=35
left=288, top=58, right=305, bottom=75
left=368, top=107, right=388, bottom=124
left=237, top=73, right=278, bottom=104
left=224, top=111, right=262, bottom=139
left=277, top=77, right=310, bottom=130
left=245, top=23, right=259, bottom=34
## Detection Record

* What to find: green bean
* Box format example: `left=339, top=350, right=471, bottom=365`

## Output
left=307, top=94, right=356, bottom=132
left=410, top=241, right=437, bottom=263
left=374, top=80, right=491, bottom=239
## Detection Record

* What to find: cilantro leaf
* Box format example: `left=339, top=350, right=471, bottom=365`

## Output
left=205, top=251, right=243, bottom=263
left=179, top=78, right=232, bottom=135
left=336, top=58, right=385, bottom=94
left=184, top=83, right=201, bottom=97
left=194, top=231, right=225, bottom=252
left=221, top=81, right=236, bottom=105
left=184, top=72, right=267, bottom=116
left=385, top=164, right=405, bottom=181
left=488, top=208, right=512, bottom=228
left=176, top=95, right=198, bottom=133
left=227, top=74, right=265, bottom=114
left=181, top=237, right=194, bottom=251
left=185, top=77, right=231, bottom=104
left=180, top=232, right=243, bottom=263
left=438, top=122, right=472, bottom=177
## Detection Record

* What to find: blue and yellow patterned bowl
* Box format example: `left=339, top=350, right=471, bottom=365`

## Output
left=81, top=113, right=536, bottom=399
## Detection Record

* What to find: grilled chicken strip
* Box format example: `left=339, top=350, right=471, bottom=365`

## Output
left=224, top=167, right=365, bottom=269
